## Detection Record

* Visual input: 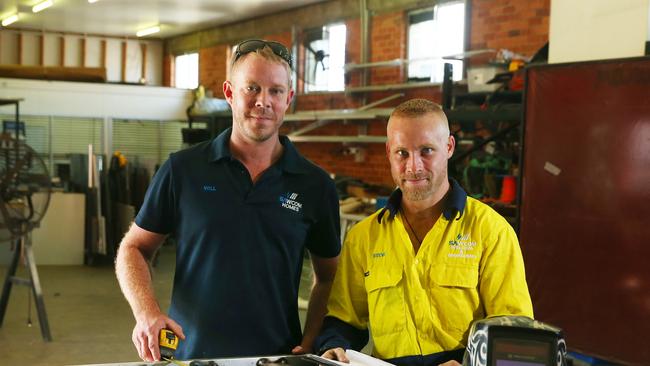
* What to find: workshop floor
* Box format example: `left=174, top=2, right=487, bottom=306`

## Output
left=0, top=244, right=314, bottom=366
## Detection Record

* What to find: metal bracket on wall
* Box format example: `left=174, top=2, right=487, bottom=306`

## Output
left=286, top=93, right=402, bottom=143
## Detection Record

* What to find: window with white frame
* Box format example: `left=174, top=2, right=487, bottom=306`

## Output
left=175, top=53, right=199, bottom=89
left=303, top=23, right=347, bottom=92
left=408, top=1, right=465, bottom=83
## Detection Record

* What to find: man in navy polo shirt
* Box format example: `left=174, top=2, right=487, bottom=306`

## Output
left=115, top=40, right=341, bottom=362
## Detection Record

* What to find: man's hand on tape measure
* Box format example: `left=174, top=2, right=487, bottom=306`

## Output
left=132, top=310, right=185, bottom=362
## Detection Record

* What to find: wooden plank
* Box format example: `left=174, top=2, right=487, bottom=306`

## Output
left=0, top=65, right=107, bottom=82
left=59, top=36, right=65, bottom=66
left=100, top=40, right=107, bottom=67
left=17, top=33, right=23, bottom=65
left=140, top=43, right=147, bottom=83
left=81, top=38, right=86, bottom=67
left=39, top=34, right=45, bottom=66
left=121, top=41, right=127, bottom=82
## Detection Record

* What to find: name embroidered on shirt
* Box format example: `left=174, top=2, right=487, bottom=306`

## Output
left=279, top=192, right=302, bottom=213
left=372, top=252, right=385, bottom=258
left=203, top=185, right=217, bottom=192
left=448, top=233, right=477, bottom=258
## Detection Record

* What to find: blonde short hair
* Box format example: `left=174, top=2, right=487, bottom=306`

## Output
left=231, top=43, right=293, bottom=87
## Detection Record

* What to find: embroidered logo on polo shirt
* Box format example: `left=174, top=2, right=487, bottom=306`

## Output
left=279, top=192, right=302, bottom=213
left=372, top=252, right=385, bottom=258
left=448, top=233, right=477, bottom=259
left=203, top=185, right=217, bottom=192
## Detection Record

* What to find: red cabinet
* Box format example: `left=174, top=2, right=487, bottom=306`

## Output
left=520, top=58, right=650, bottom=365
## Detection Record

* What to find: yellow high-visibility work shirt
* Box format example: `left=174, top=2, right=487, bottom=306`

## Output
left=326, top=189, right=533, bottom=360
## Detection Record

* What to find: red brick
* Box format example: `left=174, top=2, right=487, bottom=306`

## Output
left=185, top=0, right=549, bottom=186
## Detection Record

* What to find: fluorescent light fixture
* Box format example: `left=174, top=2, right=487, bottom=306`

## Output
left=88, top=0, right=99, bottom=3
left=1, top=14, right=19, bottom=27
left=32, top=0, right=54, bottom=13
left=136, top=25, right=160, bottom=37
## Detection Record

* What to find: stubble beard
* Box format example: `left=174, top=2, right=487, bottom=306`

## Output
left=236, top=113, right=278, bottom=142
left=400, top=179, right=433, bottom=201
left=243, top=123, right=274, bottom=142
left=397, top=171, right=446, bottom=202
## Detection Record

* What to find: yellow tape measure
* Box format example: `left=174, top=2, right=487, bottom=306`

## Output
left=159, top=329, right=181, bottom=364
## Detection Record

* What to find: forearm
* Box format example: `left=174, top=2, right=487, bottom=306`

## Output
left=301, top=279, right=334, bottom=350
left=315, top=316, right=369, bottom=353
left=115, top=244, right=161, bottom=319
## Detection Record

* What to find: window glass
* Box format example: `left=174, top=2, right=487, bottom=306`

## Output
left=304, top=23, right=347, bottom=92
left=408, top=1, right=465, bottom=82
left=175, top=53, right=199, bottom=89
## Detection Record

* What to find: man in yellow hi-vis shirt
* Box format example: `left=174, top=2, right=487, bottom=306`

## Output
left=314, top=99, right=533, bottom=366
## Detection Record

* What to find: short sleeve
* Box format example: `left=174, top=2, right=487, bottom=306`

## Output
left=479, top=221, right=534, bottom=318
left=305, top=176, right=341, bottom=258
left=135, top=158, right=176, bottom=234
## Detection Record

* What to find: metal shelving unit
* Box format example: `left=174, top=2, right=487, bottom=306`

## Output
left=441, top=63, right=524, bottom=229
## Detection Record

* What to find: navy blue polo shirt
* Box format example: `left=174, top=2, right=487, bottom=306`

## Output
left=135, top=128, right=341, bottom=360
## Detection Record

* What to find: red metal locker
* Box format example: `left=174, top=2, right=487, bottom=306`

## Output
left=520, top=58, right=650, bottom=365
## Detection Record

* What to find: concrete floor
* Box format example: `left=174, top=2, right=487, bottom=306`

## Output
left=0, top=244, right=314, bottom=366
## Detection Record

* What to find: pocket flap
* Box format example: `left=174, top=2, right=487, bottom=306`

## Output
left=364, top=268, right=403, bottom=292
left=431, top=264, right=478, bottom=288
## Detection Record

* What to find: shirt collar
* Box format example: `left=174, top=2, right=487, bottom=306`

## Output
left=277, top=135, right=309, bottom=174
left=208, top=127, right=233, bottom=162
left=377, top=178, right=467, bottom=223
left=208, top=127, right=308, bottom=174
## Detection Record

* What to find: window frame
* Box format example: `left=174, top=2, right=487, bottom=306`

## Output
left=302, top=22, right=348, bottom=93
left=406, top=0, right=468, bottom=84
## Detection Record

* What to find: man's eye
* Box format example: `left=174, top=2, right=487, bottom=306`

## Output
left=245, top=86, right=258, bottom=93
left=397, top=150, right=408, bottom=158
left=270, top=88, right=285, bottom=95
left=422, top=147, right=434, bottom=155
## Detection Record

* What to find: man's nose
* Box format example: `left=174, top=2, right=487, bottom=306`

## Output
left=406, top=154, right=423, bottom=173
left=255, top=90, right=271, bottom=108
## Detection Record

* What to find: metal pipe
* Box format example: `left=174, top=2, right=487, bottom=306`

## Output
left=288, top=120, right=334, bottom=137
left=284, top=108, right=392, bottom=122
left=290, top=24, right=298, bottom=113
left=346, top=81, right=440, bottom=93
left=360, top=0, right=369, bottom=88
left=358, top=93, right=403, bottom=110
left=48, top=115, right=53, bottom=174
left=289, top=135, right=386, bottom=143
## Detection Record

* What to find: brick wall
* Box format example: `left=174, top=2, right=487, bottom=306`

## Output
left=345, top=17, right=362, bottom=88
left=471, top=0, right=550, bottom=55
left=199, top=44, right=229, bottom=97
left=369, top=10, right=406, bottom=85
left=180, top=0, right=550, bottom=189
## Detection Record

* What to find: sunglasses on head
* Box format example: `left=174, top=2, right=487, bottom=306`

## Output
left=232, top=39, right=293, bottom=69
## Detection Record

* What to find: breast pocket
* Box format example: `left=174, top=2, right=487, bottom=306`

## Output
left=365, top=268, right=407, bottom=336
left=429, top=264, right=481, bottom=336
left=431, top=264, right=478, bottom=288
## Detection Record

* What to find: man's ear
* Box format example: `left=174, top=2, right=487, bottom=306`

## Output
left=286, top=89, right=295, bottom=106
left=447, top=135, right=456, bottom=159
left=223, top=81, right=234, bottom=106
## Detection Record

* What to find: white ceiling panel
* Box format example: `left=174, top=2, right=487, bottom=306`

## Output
left=0, top=0, right=325, bottom=38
